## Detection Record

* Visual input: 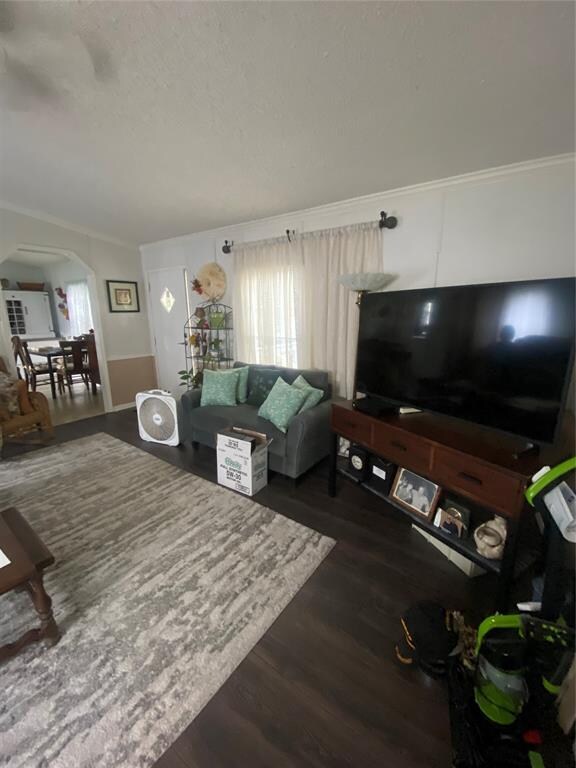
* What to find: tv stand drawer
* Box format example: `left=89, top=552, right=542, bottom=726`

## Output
left=372, top=428, right=432, bottom=475
left=432, top=447, right=523, bottom=516
left=332, top=407, right=372, bottom=447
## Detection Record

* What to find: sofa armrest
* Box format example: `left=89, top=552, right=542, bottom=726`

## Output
left=286, top=399, right=332, bottom=471
left=180, top=388, right=202, bottom=416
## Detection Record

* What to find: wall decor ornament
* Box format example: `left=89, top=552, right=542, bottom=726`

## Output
left=192, top=262, right=227, bottom=301
left=55, top=286, right=69, bottom=320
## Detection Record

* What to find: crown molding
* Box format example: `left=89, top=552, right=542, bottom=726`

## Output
left=0, top=201, right=135, bottom=249
left=141, top=152, right=575, bottom=249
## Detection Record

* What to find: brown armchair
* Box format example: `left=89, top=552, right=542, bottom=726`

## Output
left=0, top=358, right=53, bottom=444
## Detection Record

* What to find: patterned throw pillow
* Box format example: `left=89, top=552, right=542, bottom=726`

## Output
left=258, top=377, right=307, bottom=433
left=200, top=369, right=239, bottom=407
left=221, top=366, right=249, bottom=403
left=246, top=368, right=283, bottom=407
left=291, top=375, right=324, bottom=413
left=0, top=372, right=20, bottom=419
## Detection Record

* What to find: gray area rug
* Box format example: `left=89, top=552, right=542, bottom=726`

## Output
left=0, top=434, right=334, bottom=767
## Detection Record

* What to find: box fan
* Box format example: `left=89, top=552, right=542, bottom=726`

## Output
left=136, top=390, right=180, bottom=446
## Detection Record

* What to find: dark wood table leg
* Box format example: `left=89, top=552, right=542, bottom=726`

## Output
left=0, top=572, right=60, bottom=662
left=47, top=355, right=57, bottom=400
left=26, top=572, right=60, bottom=646
left=328, top=431, right=338, bottom=498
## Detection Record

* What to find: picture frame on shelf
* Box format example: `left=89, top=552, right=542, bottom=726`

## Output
left=106, top=280, right=140, bottom=313
left=390, top=467, right=441, bottom=521
left=436, top=498, right=471, bottom=538
left=438, top=508, right=466, bottom=538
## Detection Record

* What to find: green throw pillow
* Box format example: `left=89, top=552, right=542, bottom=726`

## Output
left=220, top=366, right=249, bottom=403
left=258, top=377, right=307, bottom=433
left=291, top=374, right=324, bottom=412
left=200, top=369, right=239, bottom=407
left=247, top=368, right=282, bottom=406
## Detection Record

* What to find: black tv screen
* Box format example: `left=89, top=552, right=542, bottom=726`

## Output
left=355, top=278, right=575, bottom=444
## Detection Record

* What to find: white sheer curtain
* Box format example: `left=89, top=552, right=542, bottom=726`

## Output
left=66, top=281, right=94, bottom=338
left=301, top=224, right=382, bottom=397
left=233, top=238, right=305, bottom=368
left=233, top=223, right=382, bottom=397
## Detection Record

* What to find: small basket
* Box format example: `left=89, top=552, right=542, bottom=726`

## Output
left=17, top=282, right=45, bottom=291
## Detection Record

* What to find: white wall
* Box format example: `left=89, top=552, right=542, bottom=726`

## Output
left=141, top=155, right=575, bottom=386
left=142, top=155, right=575, bottom=287
left=0, top=208, right=155, bottom=408
left=0, top=260, right=46, bottom=287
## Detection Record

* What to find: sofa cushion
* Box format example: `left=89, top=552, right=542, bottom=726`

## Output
left=235, top=361, right=331, bottom=401
left=200, top=369, right=239, bottom=407
left=291, top=374, right=324, bottom=412
left=0, top=372, right=20, bottom=419
left=234, top=366, right=249, bottom=403
left=218, top=366, right=249, bottom=403
left=246, top=368, right=282, bottom=407
left=258, top=377, right=307, bottom=433
left=189, top=403, right=288, bottom=458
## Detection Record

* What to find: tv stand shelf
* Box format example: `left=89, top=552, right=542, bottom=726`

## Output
left=337, top=459, right=502, bottom=575
left=327, top=401, right=564, bottom=611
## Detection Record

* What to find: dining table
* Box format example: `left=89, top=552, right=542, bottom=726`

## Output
left=27, top=345, right=65, bottom=400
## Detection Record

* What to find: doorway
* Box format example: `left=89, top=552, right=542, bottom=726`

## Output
left=146, top=267, right=189, bottom=394
left=0, top=247, right=107, bottom=426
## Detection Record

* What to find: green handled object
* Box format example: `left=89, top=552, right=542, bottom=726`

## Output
left=525, top=457, right=576, bottom=507
left=475, top=613, right=524, bottom=655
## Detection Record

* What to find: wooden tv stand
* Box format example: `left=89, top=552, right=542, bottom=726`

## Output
left=328, top=400, right=566, bottom=611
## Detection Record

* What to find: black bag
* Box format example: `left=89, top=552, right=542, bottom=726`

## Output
left=395, top=601, right=459, bottom=678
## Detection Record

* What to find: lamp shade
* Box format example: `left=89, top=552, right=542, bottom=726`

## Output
left=338, top=273, right=392, bottom=292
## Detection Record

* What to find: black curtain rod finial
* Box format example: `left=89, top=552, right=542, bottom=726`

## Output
left=222, top=239, right=233, bottom=254
left=379, top=211, right=398, bottom=230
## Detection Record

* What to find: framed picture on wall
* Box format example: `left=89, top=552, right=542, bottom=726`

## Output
left=106, top=280, right=140, bottom=313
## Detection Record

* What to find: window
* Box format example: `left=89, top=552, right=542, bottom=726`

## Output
left=66, top=281, right=94, bottom=337
left=234, top=241, right=305, bottom=368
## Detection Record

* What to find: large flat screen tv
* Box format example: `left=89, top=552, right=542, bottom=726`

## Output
left=355, top=278, right=575, bottom=444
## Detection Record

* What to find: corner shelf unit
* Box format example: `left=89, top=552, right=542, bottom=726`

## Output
left=183, top=302, right=233, bottom=389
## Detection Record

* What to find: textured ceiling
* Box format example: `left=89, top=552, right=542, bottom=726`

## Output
left=0, top=1, right=573, bottom=245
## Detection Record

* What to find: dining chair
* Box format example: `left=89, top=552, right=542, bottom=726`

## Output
left=59, top=340, right=90, bottom=394
left=82, top=331, right=100, bottom=395
left=11, top=336, right=64, bottom=394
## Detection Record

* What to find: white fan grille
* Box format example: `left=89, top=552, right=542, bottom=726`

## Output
left=139, top=396, right=176, bottom=442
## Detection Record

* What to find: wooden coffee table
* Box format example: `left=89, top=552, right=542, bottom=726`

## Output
left=0, top=507, right=60, bottom=662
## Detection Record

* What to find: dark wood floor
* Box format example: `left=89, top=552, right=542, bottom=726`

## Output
left=5, top=412, right=503, bottom=768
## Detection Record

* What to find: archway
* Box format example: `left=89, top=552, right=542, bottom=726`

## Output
left=0, top=244, right=113, bottom=415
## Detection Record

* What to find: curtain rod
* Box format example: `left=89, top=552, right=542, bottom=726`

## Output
left=221, top=210, right=397, bottom=254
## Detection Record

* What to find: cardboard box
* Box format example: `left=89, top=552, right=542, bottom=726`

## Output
left=216, top=428, right=271, bottom=496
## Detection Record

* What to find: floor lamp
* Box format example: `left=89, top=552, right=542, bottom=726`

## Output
left=337, top=272, right=394, bottom=405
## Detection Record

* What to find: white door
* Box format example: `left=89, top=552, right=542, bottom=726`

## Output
left=147, top=268, right=190, bottom=395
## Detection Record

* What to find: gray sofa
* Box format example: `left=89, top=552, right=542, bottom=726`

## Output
left=180, top=362, right=333, bottom=479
